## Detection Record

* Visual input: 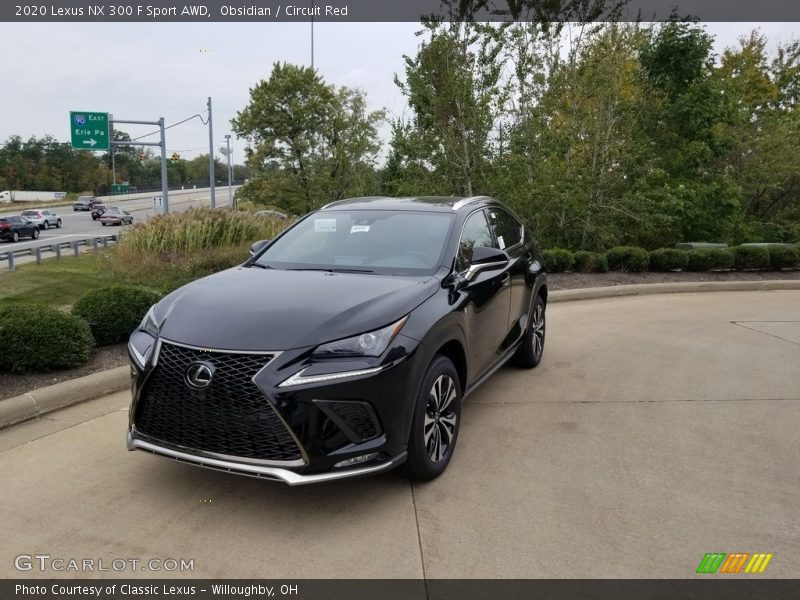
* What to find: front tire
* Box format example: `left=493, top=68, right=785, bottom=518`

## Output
left=56, top=219, right=62, bottom=228
left=402, top=355, right=462, bottom=482
left=11, top=232, right=19, bottom=243
left=512, top=294, right=546, bottom=368
left=31, top=229, right=39, bottom=240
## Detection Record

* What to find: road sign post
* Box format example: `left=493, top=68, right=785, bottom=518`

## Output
left=70, top=111, right=110, bottom=150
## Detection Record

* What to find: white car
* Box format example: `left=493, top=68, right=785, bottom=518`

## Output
left=20, top=209, right=62, bottom=230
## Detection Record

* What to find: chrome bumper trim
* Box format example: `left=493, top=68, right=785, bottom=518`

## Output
left=127, top=431, right=406, bottom=485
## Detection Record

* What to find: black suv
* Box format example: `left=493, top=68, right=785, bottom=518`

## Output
left=0, top=216, right=40, bottom=242
left=127, top=196, right=547, bottom=484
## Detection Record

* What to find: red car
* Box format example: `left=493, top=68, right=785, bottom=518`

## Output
left=100, top=207, right=134, bottom=226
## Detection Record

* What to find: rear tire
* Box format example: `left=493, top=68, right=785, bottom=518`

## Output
left=11, top=232, right=19, bottom=243
left=402, top=355, right=462, bottom=482
left=511, top=294, right=546, bottom=368
left=101, top=221, right=107, bottom=226
left=43, top=221, right=49, bottom=230
left=56, top=219, right=62, bottom=228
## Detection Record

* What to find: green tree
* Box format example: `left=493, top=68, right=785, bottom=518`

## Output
left=232, top=63, right=384, bottom=214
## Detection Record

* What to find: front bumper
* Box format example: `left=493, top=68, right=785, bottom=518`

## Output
left=127, top=431, right=407, bottom=485
left=127, top=334, right=425, bottom=484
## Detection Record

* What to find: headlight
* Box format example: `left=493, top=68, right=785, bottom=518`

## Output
left=139, top=306, right=160, bottom=338
left=312, top=317, right=408, bottom=358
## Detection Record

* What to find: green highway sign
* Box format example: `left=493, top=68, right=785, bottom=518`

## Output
left=70, top=111, right=109, bottom=150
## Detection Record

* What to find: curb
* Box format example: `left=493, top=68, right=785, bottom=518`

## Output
left=1, top=280, right=799, bottom=430
left=0, top=366, right=129, bottom=429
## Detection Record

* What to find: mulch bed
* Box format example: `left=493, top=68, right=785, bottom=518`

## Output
left=2, top=270, right=798, bottom=401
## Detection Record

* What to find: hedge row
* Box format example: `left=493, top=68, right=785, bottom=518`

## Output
left=543, top=245, right=799, bottom=273
left=0, top=285, right=160, bottom=373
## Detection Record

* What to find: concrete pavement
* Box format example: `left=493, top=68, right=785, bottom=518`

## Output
left=1, top=290, right=798, bottom=579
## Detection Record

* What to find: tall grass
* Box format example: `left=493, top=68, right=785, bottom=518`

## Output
left=106, top=208, right=291, bottom=293
left=119, top=207, right=287, bottom=256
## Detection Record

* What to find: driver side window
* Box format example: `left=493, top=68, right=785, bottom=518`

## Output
left=457, top=210, right=496, bottom=271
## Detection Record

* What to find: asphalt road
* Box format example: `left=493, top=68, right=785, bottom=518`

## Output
left=0, top=291, right=798, bottom=579
left=0, top=188, right=237, bottom=259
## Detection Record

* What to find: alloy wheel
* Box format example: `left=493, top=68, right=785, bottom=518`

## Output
left=424, top=374, right=458, bottom=463
left=531, top=302, right=545, bottom=358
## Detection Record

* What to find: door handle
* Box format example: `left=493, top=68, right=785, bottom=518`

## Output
left=500, top=273, right=511, bottom=287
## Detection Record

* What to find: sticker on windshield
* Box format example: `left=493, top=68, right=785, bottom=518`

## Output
left=350, top=225, right=370, bottom=233
left=497, top=235, right=506, bottom=250
left=314, top=218, right=337, bottom=233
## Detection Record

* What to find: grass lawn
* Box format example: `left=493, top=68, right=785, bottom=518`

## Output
left=0, top=253, right=114, bottom=308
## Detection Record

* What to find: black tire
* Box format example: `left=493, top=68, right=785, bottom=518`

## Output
left=56, top=219, right=62, bottom=228
left=43, top=221, right=49, bottom=230
left=101, top=221, right=107, bottom=226
left=11, top=231, right=19, bottom=243
left=402, top=355, right=462, bottom=482
left=31, top=228, right=39, bottom=240
left=512, top=294, right=546, bottom=368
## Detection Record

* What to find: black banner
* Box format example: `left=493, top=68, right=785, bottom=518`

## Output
left=2, top=0, right=800, bottom=23
left=4, top=579, right=800, bottom=600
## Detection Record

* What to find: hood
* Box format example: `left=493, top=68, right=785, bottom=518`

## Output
left=156, top=266, right=439, bottom=351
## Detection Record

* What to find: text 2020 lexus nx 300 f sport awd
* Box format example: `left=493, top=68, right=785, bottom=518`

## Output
left=127, top=196, right=548, bottom=484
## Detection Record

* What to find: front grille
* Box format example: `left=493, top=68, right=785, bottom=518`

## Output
left=135, top=341, right=302, bottom=462
left=328, top=401, right=380, bottom=441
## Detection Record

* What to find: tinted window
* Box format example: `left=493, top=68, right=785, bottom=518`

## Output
left=488, top=208, right=522, bottom=250
left=22, top=211, right=38, bottom=216
left=255, top=210, right=455, bottom=275
left=458, top=210, right=496, bottom=270
left=9, top=216, right=22, bottom=223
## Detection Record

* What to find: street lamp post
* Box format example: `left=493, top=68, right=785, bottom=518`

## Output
left=223, top=135, right=234, bottom=210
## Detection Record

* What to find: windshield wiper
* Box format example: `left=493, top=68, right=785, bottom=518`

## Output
left=287, top=267, right=374, bottom=274
left=249, top=263, right=274, bottom=270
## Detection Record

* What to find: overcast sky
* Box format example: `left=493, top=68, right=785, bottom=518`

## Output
left=0, top=22, right=797, bottom=161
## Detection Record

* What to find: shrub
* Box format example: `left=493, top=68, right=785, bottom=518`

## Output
left=72, top=285, right=161, bottom=345
left=767, top=245, right=799, bottom=270
left=649, top=248, right=688, bottom=272
left=542, top=248, right=575, bottom=273
left=686, top=248, right=735, bottom=272
left=733, top=246, right=770, bottom=271
left=606, top=246, right=650, bottom=272
left=573, top=250, right=608, bottom=273
left=0, top=304, right=94, bottom=372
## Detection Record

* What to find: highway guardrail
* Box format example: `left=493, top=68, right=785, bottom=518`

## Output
left=0, top=234, right=119, bottom=271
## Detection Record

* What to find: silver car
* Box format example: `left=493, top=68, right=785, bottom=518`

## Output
left=20, top=209, right=62, bottom=230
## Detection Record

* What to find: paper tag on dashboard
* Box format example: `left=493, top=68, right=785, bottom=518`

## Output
left=314, top=219, right=337, bottom=233
left=497, top=235, right=506, bottom=250
left=350, top=225, right=370, bottom=233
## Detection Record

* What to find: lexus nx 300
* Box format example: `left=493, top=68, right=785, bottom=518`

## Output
left=127, top=196, right=548, bottom=484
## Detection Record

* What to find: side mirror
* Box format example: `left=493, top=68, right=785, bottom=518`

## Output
left=249, top=239, right=271, bottom=256
left=465, top=246, right=508, bottom=281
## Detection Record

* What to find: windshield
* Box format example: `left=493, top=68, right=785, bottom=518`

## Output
left=253, top=210, right=455, bottom=275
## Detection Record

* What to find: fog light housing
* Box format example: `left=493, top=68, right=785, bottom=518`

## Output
left=334, top=453, right=379, bottom=468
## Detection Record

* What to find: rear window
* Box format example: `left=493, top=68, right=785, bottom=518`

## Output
left=21, top=211, right=39, bottom=216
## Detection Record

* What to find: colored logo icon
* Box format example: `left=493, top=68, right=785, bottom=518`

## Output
left=697, top=552, right=773, bottom=574
left=74, top=114, right=86, bottom=126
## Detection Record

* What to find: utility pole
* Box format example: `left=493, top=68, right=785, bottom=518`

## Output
left=207, top=96, right=216, bottom=209
left=224, top=134, right=234, bottom=210
left=158, top=118, right=169, bottom=213
left=109, top=113, right=116, bottom=185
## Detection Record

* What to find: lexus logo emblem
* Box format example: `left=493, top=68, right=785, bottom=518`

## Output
left=185, top=361, right=215, bottom=389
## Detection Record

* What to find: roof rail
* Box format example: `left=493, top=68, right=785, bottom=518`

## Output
left=451, top=196, right=492, bottom=211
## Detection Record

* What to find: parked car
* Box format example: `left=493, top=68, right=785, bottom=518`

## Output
left=73, top=195, right=100, bottom=211
left=0, top=215, right=40, bottom=242
left=91, top=204, right=109, bottom=220
left=20, top=209, right=62, bottom=230
left=99, top=206, right=133, bottom=226
left=127, top=196, right=548, bottom=485
left=255, top=209, right=288, bottom=220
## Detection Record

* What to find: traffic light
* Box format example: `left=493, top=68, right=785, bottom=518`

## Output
left=170, top=153, right=180, bottom=162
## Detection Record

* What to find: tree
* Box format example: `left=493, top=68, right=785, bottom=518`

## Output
left=232, top=63, right=384, bottom=214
